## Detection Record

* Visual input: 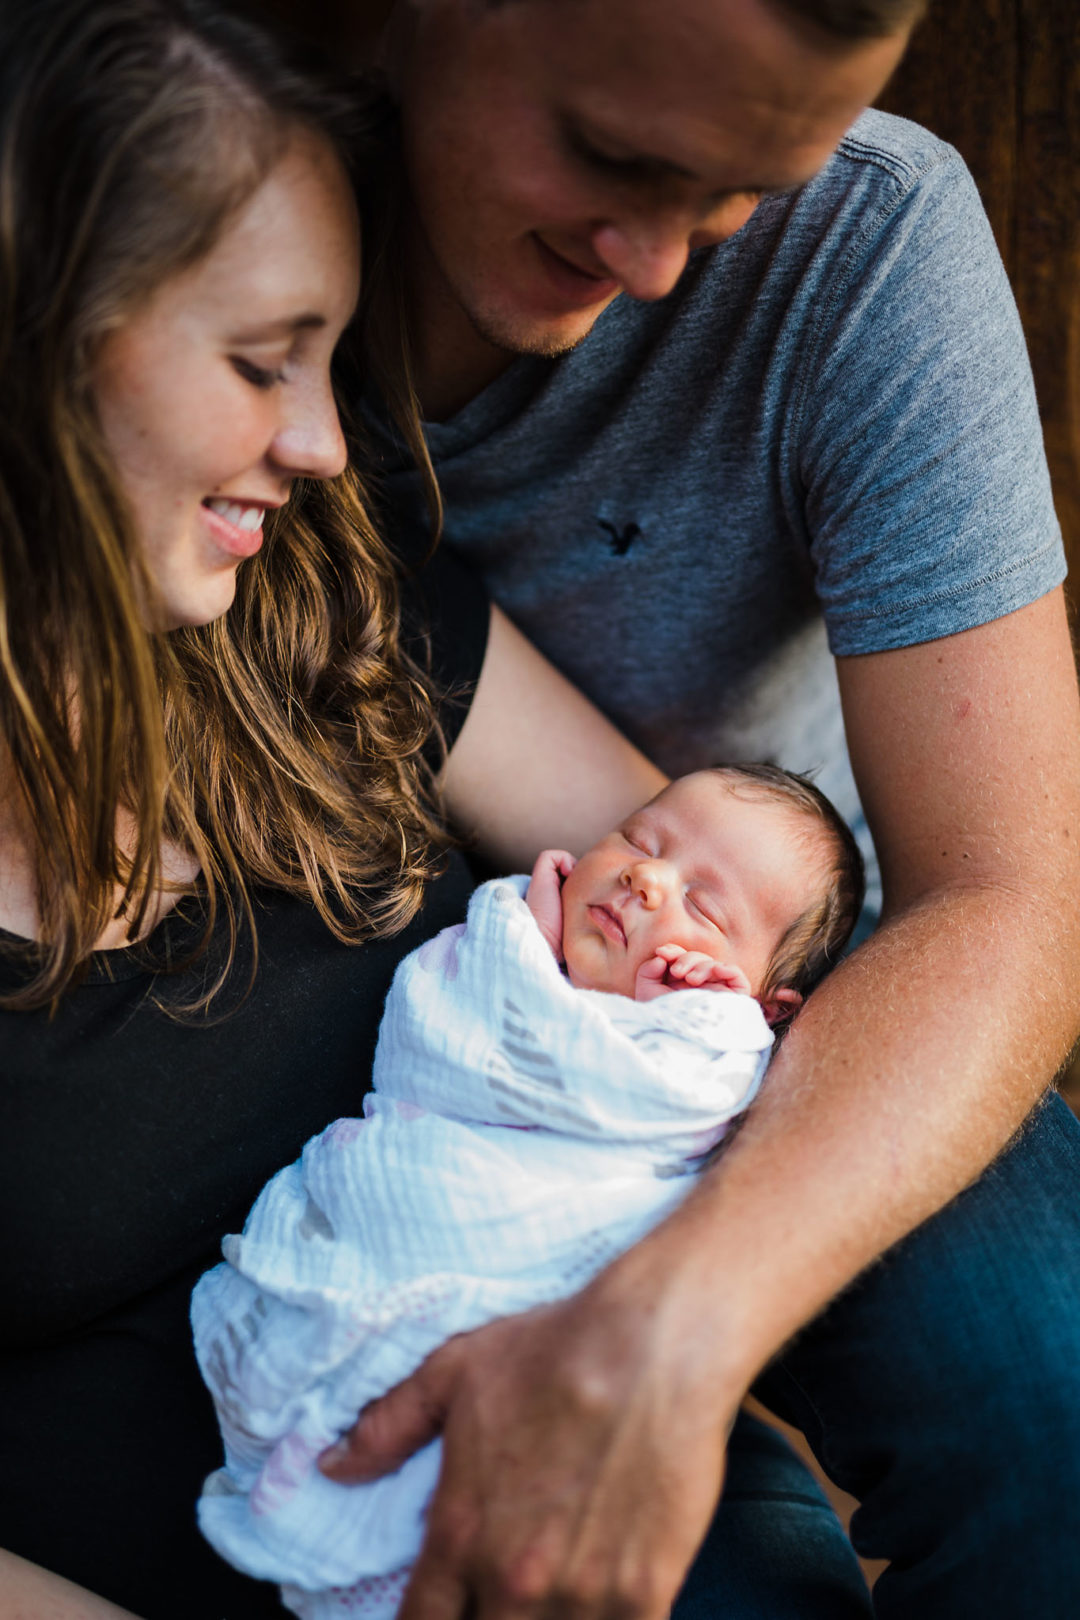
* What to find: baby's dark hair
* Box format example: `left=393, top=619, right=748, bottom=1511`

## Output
left=707, top=763, right=865, bottom=1023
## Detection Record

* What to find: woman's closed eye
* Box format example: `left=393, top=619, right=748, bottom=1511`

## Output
left=230, top=355, right=286, bottom=390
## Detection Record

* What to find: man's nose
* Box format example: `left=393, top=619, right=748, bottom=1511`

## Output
left=590, top=216, right=691, bottom=302
left=590, top=192, right=761, bottom=302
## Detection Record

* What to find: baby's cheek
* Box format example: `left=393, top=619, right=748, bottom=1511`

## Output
left=561, top=934, right=592, bottom=990
left=564, top=934, right=621, bottom=996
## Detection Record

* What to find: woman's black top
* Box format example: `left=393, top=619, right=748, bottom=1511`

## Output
left=0, top=553, right=488, bottom=1618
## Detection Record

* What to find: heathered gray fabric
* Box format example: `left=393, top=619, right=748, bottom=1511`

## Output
left=367, top=111, right=1065, bottom=913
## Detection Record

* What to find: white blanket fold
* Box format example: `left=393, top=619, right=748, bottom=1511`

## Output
left=192, top=876, right=772, bottom=1618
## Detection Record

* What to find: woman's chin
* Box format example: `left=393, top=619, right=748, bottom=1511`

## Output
left=155, top=571, right=240, bottom=632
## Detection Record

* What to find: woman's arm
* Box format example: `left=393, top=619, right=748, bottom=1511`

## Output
left=440, top=606, right=667, bottom=870
left=0, top=1550, right=140, bottom=1619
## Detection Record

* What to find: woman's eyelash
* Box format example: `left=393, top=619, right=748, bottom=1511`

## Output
left=231, top=356, right=284, bottom=390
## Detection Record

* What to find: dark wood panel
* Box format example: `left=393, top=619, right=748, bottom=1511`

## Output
left=1014, top=0, right=1080, bottom=585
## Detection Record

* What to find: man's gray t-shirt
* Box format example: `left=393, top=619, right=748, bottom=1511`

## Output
left=370, top=111, right=1065, bottom=911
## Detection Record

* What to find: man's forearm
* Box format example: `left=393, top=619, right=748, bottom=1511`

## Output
left=609, top=878, right=1080, bottom=1395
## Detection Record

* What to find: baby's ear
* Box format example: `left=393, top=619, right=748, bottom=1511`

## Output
left=758, top=987, right=803, bottom=1029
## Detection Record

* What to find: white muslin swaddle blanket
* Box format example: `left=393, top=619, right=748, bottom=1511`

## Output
left=192, top=876, right=773, bottom=1619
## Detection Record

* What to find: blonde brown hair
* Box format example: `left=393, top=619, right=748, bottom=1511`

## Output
left=708, top=763, right=865, bottom=1024
left=0, top=0, right=448, bottom=1011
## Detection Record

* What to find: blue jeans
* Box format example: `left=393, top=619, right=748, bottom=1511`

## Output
left=673, top=1091, right=1080, bottom=1617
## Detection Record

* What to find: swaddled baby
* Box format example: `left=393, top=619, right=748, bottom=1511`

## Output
left=192, top=764, right=863, bottom=1619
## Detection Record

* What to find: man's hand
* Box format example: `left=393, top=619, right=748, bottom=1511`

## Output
left=526, top=848, right=576, bottom=961
left=634, top=943, right=752, bottom=1002
left=319, top=1265, right=735, bottom=1620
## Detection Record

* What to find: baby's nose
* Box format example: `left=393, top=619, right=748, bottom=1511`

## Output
left=625, top=860, right=666, bottom=907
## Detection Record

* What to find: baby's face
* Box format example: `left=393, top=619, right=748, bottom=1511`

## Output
left=560, top=773, right=825, bottom=999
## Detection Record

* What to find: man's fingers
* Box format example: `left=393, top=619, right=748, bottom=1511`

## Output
left=397, top=1543, right=473, bottom=1620
left=319, top=1347, right=455, bottom=1483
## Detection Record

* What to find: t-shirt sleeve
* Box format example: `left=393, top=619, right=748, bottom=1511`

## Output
left=789, top=144, right=1065, bottom=656
left=399, top=542, right=491, bottom=754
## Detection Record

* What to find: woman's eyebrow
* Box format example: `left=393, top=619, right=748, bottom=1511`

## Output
left=227, top=312, right=328, bottom=342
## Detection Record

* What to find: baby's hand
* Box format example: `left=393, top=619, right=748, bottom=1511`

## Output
left=526, top=849, right=577, bottom=961
left=634, top=943, right=753, bottom=1002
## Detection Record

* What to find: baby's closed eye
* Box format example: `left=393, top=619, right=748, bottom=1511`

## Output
left=686, top=892, right=724, bottom=929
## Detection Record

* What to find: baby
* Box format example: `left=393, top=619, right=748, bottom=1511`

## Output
left=527, top=763, right=861, bottom=1019
left=192, top=764, right=863, bottom=1620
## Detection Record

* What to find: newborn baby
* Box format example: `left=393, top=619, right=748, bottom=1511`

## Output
left=192, top=765, right=863, bottom=1619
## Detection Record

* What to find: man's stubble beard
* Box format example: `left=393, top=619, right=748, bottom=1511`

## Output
left=434, top=232, right=610, bottom=361
left=406, top=203, right=611, bottom=366
left=460, top=288, right=599, bottom=361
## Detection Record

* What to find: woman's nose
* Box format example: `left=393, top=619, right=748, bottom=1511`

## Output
left=272, top=373, right=348, bottom=482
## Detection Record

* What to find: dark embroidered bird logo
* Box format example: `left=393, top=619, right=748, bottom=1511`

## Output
left=598, top=519, right=641, bottom=556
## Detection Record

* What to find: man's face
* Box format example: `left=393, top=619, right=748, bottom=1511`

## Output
left=395, top=0, right=909, bottom=358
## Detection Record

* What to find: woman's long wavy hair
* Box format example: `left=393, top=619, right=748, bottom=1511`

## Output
left=0, top=0, right=450, bottom=1012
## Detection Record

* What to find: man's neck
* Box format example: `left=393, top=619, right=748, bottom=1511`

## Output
left=403, top=210, right=517, bottom=423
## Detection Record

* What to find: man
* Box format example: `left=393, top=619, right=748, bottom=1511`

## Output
left=322, top=1, right=1080, bottom=1615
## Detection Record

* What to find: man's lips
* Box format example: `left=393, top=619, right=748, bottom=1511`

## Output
left=532, top=234, right=620, bottom=308
left=588, top=903, right=627, bottom=947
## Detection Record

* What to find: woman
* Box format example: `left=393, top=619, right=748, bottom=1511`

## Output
left=0, top=3, right=664, bottom=1615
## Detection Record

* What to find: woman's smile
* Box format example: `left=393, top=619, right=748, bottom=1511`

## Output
left=201, top=497, right=268, bottom=559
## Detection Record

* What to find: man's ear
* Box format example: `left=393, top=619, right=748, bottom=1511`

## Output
left=758, top=987, right=803, bottom=1029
